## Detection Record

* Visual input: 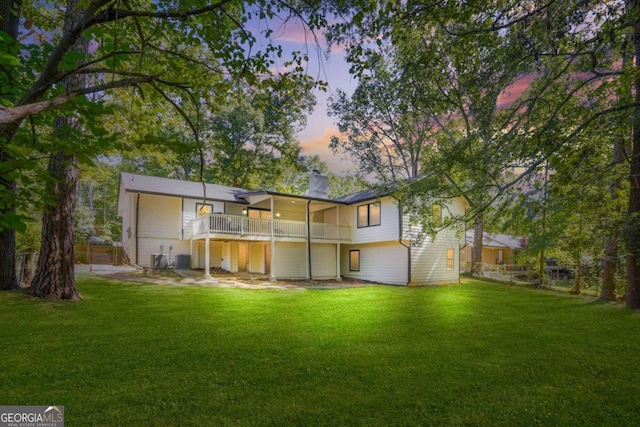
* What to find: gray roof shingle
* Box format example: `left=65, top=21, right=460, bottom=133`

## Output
left=119, top=173, right=250, bottom=203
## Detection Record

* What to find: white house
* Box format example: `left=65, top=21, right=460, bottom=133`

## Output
left=460, top=231, right=526, bottom=271
left=116, top=172, right=466, bottom=285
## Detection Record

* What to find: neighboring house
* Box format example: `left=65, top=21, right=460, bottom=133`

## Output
left=117, top=172, right=466, bottom=285
left=460, top=231, right=526, bottom=270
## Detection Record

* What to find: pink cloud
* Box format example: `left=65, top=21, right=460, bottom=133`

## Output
left=299, top=127, right=357, bottom=175
left=497, top=74, right=536, bottom=109
left=270, top=19, right=328, bottom=47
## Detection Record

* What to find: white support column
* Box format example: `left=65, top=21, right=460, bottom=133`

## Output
left=270, top=196, right=276, bottom=281
left=305, top=200, right=311, bottom=280
left=336, top=205, right=341, bottom=280
left=190, top=239, right=194, bottom=268
left=336, top=243, right=341, bottom=281
left=204, top=235, right=211, bottom=279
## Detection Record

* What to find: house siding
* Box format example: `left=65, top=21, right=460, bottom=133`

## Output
left=137, top=238, right=190, bottom=267
left=137, top=194, right=182, bottom=239
left=249, top=242, right=266, bottom=274
left=182, top=198, right=225, bottom=238
left=195, top=241, right=222, bottom=269
left=121, top=193, right=136, bottom=264
left=349, top=197, right=400, bottom=244
left=311, top=243, right=337, bottom=279
left=274, top=242, right=307, bottom=279
left=410, top=236, right=459, bottom=284
left=340, top=242, right=409, bottom=285
left=134, top=193, right=187, bottom=267
left=403, top=197, right=465, bottom=284
left=225, top=203, right=246, bottom=216
left=222, top=241, right=239, bottom=272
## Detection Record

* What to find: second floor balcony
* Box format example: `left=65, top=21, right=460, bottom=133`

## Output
left=189, top=213, right=351, bottom=242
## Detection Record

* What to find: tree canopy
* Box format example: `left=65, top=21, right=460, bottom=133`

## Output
left=0, top=0, right=340, bottom=296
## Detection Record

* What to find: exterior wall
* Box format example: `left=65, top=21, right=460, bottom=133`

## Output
left=311, top=243, right=337, bottom=279
left=238, top=242, right=248, bottom=271
left=137, top=238, right=190, bottom=267
left=274, top=200, right=306, bottom=221
left=195, top=241, right=222, bottom=269
left=225, top=202, right=246, bottom=216
left=274, top=242, right=307, bottom=279
left=135, top=193, right=188, bottom=267
left=402, top=197, right=465, bottom=284
left=122, top=193, right=136, bottom=265
left=182, top=198, right=225, bottom=238
left=340, top=241, right=409, bottom=285
left=324, top=206, right=338, bottom=224
left=221, top=241, right=239, bottom=272
left=460, top=246, right=520, bottom=271
left=339, top=204, right=351, bottom=227
left=410, top=236, right=459, bottom=285
left=349, top=196, right=400, bottom=244
left=249, top=242, right=266, bottom=274
left=310, top=206, right=338, bottom=224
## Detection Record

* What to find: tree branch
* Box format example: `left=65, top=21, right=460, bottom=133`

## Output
left=1, top=75, right=158, bottom=123
left=85, top=0, right=237, bottom=27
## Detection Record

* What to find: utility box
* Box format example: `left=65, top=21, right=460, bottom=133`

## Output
left=150, top=253, right=168, bottom=268
left=175, top=254, right=191, bottom=269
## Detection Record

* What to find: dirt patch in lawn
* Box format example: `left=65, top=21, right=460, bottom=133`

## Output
left=93, top=268, right=379, bottom=290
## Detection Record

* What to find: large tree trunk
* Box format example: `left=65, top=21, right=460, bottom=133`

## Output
left=0, top=0, right=21, bottom=290
left=601, top=236, right=620, bottom=301
left=573, top=257, right=582, bottom=294
left=28, top=148, right=80, bottom=300
left=626, top=0, right=640, bottom=309
left=471, top=216, right=484, bottom=276
left=28, top=0, right=85, bottom=300
left=600, top=141, right=625, bottom=301
left=0, top=160, right=18, bottom=290
left=601, top=32, right=631, bottom=302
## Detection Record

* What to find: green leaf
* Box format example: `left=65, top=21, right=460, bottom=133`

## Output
left=0, top=52, right=20, bottom=66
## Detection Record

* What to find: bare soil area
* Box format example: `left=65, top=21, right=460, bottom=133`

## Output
left=92, top=267, right=378, bottom=290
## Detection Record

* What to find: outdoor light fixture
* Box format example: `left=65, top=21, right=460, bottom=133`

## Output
left=242, top=209, right=247, bottom=215
left=276, top=212, right=281, bottom=218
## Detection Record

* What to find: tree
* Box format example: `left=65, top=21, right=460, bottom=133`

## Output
left=624, top=0, right=640, bottom=308
left=0, top=0, right=21, bottom=290
left=329, top=1, right=640, bottom=303
left=205, top=76, right=314, bottom=189
left=28, top=0, right=88, bottom=299
left=1, top=0, right=337, bottom=298
left=329, top=52, right=436, bottom=183
left=329, top=5, right=535, bottom=272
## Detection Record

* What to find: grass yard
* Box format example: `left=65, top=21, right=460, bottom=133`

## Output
left=2, top=275, right=640, bottom=426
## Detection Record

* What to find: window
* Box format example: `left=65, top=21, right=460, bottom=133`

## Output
left=349, top=250, right=360, bottom=271
left=357, top=202, right=381, bottom=228
left=446, top=248, right=455, bottom=270
left=196, top=203, right=213, bottom=216
left=432, top=204, right=442, bottom=226
left=248, top=208, right=271, bottom=219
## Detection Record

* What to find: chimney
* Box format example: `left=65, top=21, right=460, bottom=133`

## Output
left=308, top=170, right=328, bottom=199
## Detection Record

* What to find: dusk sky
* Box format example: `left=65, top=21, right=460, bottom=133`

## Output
left=266, top=17, right=537, bottom=177
left=264, top=19, right=359, bottom=175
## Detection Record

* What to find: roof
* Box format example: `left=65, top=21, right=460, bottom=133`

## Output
left=334, top=174, right=439, bottom=204
left=465, top=231, right=526, bottom=250
left=117, top=172, right=414, bottom=216
left=117, top=173, right=252, bottom=216
left=119, top=173, right=250, bottom=202
left=240, top=189, right=347, bottom=204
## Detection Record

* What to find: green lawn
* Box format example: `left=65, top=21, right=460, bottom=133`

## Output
left=2, top=274, right=640, bottom=426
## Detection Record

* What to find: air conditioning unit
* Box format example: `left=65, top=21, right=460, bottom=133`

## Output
left=150, top=253, right=168, bottom=268
left=175, top=254, right=191, bottom=269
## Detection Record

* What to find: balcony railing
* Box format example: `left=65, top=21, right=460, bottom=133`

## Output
left=190, top=213, right=351, bottom=242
